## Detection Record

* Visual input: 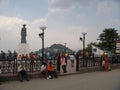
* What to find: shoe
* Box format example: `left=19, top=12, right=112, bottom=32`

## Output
left=20, top=80, right=23, bottom=82
left=27, top=80, right=30, bottom=81
left=50, top=77, right=53, bottom=79
left=47, top=77, right=49, bottom=79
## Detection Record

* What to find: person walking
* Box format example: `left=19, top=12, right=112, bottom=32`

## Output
left=69, top=54, right=75, bottom=67
left=60, top=54, right=67, bottom=73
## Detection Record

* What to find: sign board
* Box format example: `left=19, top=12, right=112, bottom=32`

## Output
left=116, top=40, right=120, bottom=53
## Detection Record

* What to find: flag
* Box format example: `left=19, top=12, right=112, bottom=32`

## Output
left=92, top=45, right=104, bottom=57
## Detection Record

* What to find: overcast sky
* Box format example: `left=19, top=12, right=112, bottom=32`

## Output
left=0, top=0, right=120, bottom=52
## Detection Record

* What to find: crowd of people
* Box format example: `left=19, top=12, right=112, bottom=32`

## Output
left=0, top=50, right=41, bottom=61
left=16, top=53, right=70, bottom=81
left=0, top=50, right=74, bottom=83
left=0, top=50, right=18, bottom=61
left=0, top=50, right=114, bottom=84
left=40, top=53, right=71, bottom=79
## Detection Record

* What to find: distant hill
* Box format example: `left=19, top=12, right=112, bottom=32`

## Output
left=37, top=44, right=75, bottom=55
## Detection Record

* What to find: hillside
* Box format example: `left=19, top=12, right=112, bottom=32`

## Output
left=38, top=44, right=75, bottom=55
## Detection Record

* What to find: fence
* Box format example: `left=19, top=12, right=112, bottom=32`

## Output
left=0, top=59, right=41, bottom=74
left=0, top=55, right=120, bottom=74
left=79, top=55, right=120, bottom=68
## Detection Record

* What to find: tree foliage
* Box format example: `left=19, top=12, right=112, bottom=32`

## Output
left=97, top=28, right=119, bottom=53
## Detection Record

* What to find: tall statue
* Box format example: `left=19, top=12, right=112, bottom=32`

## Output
left=21, top=24, right=27, bottom=43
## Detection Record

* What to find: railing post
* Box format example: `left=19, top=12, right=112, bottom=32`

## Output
left=76, top=53, right=79, bottom=72
left=100, top=56, right=102, bottom=66
left=93, top=54, right=95, bottom=66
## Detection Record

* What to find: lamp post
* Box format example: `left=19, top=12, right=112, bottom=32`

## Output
left=39, top=26, right=46, bottom=64
left=80, top=32, right=87, bottom=67
left=64, top=43, right=67, bottom=53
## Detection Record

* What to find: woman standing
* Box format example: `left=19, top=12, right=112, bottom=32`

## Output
left=104, top=55, right=109, bottom=71
left=60, top=54, right=67, bottom=73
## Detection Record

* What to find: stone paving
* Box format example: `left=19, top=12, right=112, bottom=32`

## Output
left=1, top=69, right=120, bottom=90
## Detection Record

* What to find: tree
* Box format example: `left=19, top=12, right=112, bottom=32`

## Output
left=97, top=28, right=119, bottom=53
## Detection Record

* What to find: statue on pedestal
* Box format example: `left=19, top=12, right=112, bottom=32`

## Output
left=21, top=24, right=27, bottom=43
left=18, top=24, right=29, bottom=55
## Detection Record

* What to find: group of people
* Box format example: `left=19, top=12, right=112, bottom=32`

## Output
left=0, top=50, right=41, bottom=61
left=56, top=54, right=68, bottom=73
left=40, top=54, right=69, bottom=79
left=17, top=61, right=58, bottom=81
left=17, top=52, right=39, bottom=61
left=2, top=51, right=113, bottom=82
left=41, top=61, right=58, bottom=79
left=0, top=52, right=113, bottom=84
left=17, top=63, right=30, bottom=82
left=0, top=50, right=18, bottom=61
left=0, top=51, right=71, bottom=82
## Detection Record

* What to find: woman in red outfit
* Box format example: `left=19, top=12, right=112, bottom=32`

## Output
left=104, top=55, right=109, bottom=71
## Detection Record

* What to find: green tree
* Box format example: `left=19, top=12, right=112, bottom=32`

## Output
left=97, top=28, right=119, bottom=53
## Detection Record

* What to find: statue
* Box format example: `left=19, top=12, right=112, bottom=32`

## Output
left=21, top=24, right=27, bottom=43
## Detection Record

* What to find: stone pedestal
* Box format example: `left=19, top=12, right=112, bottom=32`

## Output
left=18, top=43, right=29, bottom=55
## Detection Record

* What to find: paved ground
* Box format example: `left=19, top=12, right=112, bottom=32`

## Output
left=0, top=69, right=120, bottom=90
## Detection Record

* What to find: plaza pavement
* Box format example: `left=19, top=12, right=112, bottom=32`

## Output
left=0, top=59, right=120, bottom=90
left=0, top=69, right=120, bottom=90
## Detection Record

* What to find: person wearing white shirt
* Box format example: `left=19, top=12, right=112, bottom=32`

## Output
left=40, top=62, right=47, bottom=79
left=18, top=64, right=29, bottom=82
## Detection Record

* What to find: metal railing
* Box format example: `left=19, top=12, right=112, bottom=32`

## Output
left=0, top=55, right=120, bottom=74
left=79, top=55, right=120, bottom=68
left=0, top=59, right=41, bottom=74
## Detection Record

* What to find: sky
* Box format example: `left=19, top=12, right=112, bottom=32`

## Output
left=0, top=0, right=120, bottom=52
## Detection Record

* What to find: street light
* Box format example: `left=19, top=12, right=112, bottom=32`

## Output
left=39, top=26, right=47, bottom=64
left=64, top=43, right=67, bottom=53
left=80, top=32, right=87, bottom=67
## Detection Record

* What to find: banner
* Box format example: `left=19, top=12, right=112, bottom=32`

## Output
left=92, top=45, right=104, bottom=57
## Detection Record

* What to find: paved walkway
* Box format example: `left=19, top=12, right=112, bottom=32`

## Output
left=1, top=69, right=120, bottom=90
